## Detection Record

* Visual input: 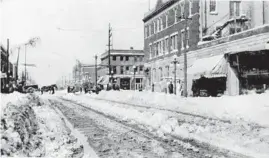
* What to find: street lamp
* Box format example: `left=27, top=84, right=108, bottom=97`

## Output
left=171, top=54, right=179, bottom=95
left=133, top=65, right=136, bottom=90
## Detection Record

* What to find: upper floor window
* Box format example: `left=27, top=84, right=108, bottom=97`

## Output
left=126, top=66, right=129, bottom=71
left=180, top=3, right=185, bottom=19
left=230, top=1, right=241, bottom=17
left=120, top=56, right=124, bottom=61
left=210, top=0, right=217, bottom=13
left=174, top=7, right=178, bottom=23
left=134, top=56, right=137, bottom=62
left=140, top=56, right=143, bottom=62
left=165, top=38, right=169, bottom=53
left=120, top=66, right=124, bottom=74
left=159, top=18, right=162, bottom=31
left=113, top=56, right=116, bottom=61
left=126, top=56, right=129, bottom=61
left=189, top=0, right=193, bottom=16
left=113, top=66, right=117, bottom=74
left=140, top=66, right=143, bottom=71
left=181, top=28, right=189, bottom=50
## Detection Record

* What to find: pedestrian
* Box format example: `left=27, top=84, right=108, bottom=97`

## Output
left=168, top=81, right=173, bottom=94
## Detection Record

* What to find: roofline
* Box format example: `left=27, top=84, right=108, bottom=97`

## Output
left=100, top=49, right=144, bottom=59
left=143, top=0, right=178, bottom=22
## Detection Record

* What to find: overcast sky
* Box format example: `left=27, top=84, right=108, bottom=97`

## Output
left=0, top=0, right=158, bottom=85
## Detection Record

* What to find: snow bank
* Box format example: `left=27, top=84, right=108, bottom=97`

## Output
left=1, top=92, right=84, bottom=157
left=91, top=90, right=269, bottom=127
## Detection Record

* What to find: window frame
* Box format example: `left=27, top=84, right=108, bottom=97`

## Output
left=209, top=0, right=217, bottom=14
left=112, top=56, right=117, bottom=61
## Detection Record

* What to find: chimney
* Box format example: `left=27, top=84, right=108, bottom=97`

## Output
left=130, top=47, right=134, bottom=50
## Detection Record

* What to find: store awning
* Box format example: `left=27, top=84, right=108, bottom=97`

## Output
left=188, top=54, right=227, bottom=79
left=97, top=75, right=109, bottom=85
left=229, top=41, right=269, bottom=54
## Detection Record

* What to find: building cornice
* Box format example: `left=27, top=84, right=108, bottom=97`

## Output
left=143, top=0, right=178, bottom=22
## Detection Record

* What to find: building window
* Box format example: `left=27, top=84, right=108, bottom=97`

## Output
left=134, top=56, right=137, bottom=62
left=149, top=44, right=152, bottom=58
left=165, top=13, right=168, bottom=28
left=140, top=66, right=143, bottom=71
left=140, top=56, right=143, bottom=62
left=120, top=56, right=123, bottom=61
left=155, top=42, right=159, bottom=56
left=120, top=66, right=124, bottom=74
left=151, top=22, right=154, bottom=35
left=160, top=18, right=163, bottom=31
left=126, top=56, right=129, bottom=61
left=174, top=7, right=178, bottom=23
left=230, top=1, right=241, bottom=17
left=126, top=66, right=129, bottom=71
left=210, top=0, right=217, bottom=13
left=113, top=56, right=116, bottom=61
left=113, top=66, right=117, bottom=74
left=157, top=20, right=159, bottom=32
left=180, top=3, right=185, bottom=20
left=167, top=66, right=169, bottom=77
left=189, top=0, right=193, bottom=16
left=181, top=30, right=185, bottom=50
left=162, top=15, right=166, bottom=29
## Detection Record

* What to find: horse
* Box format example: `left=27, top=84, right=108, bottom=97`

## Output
left=41, top=84, right=58, bottom=94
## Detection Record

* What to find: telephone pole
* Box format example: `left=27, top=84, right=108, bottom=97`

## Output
left=95, top=55, right=98, bottom=85
left=108, top=23, right=112, bottom=82
left=179, top=0, right=192, bottom=97
left=6, top=39, right=10, bottom=84
left=24, top=44, right=27, bottom=82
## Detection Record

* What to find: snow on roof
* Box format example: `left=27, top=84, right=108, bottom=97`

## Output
left=188, top=54, right=226, bottom=79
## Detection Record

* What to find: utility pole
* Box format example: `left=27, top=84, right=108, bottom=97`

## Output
left=95, top=55, right=98, bottom=86
left=6, top=39, right=9, bottom=84
left=24, top=44, right=27, bottom=83
left=16, top=47, right=20, bottom=82
left=108, top=23, right=112, bottom=82
left=179, top=0, right=192, bottom=97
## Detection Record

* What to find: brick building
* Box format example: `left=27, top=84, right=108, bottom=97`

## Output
left=98, top=49, right=145, bottom=90
left=143, top=0, right=200, bottom=92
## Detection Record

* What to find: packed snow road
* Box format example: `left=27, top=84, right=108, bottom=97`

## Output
left=49, top=96, right=247, bottom=158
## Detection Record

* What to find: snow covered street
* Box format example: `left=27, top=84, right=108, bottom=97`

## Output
left=1, top=90, right=269, bottom=157
left=57, top=90, right=269, bottom=158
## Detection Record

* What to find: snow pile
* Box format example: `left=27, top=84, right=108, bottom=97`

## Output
left=91, top=90, right=269, bottom=127
left=1, top=92, right=84, bottom=157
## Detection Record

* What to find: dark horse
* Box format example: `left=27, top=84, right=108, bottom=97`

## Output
left=41, top=84, right=58, bottom=94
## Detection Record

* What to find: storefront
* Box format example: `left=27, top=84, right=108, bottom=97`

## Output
left=183, top=25, right=269, bottom=96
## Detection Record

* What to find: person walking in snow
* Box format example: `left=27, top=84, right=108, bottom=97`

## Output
left=168, top=81, right=173, bottom=94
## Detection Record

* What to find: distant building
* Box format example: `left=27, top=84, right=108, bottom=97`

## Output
left=1, top=45, right=13, bottom=90
left=98, top=48, right=145, bottom=90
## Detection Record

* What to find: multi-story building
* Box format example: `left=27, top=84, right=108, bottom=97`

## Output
left=98, top=48, right=145, bottom=90
left=143, top=0, right=200, bottom=92
left=144, top=0, right=269, bottom=96
left=185, top=0, right=269, bottom=96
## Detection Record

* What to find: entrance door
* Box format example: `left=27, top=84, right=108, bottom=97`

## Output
left=120, top=78, right=130, bottom=90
